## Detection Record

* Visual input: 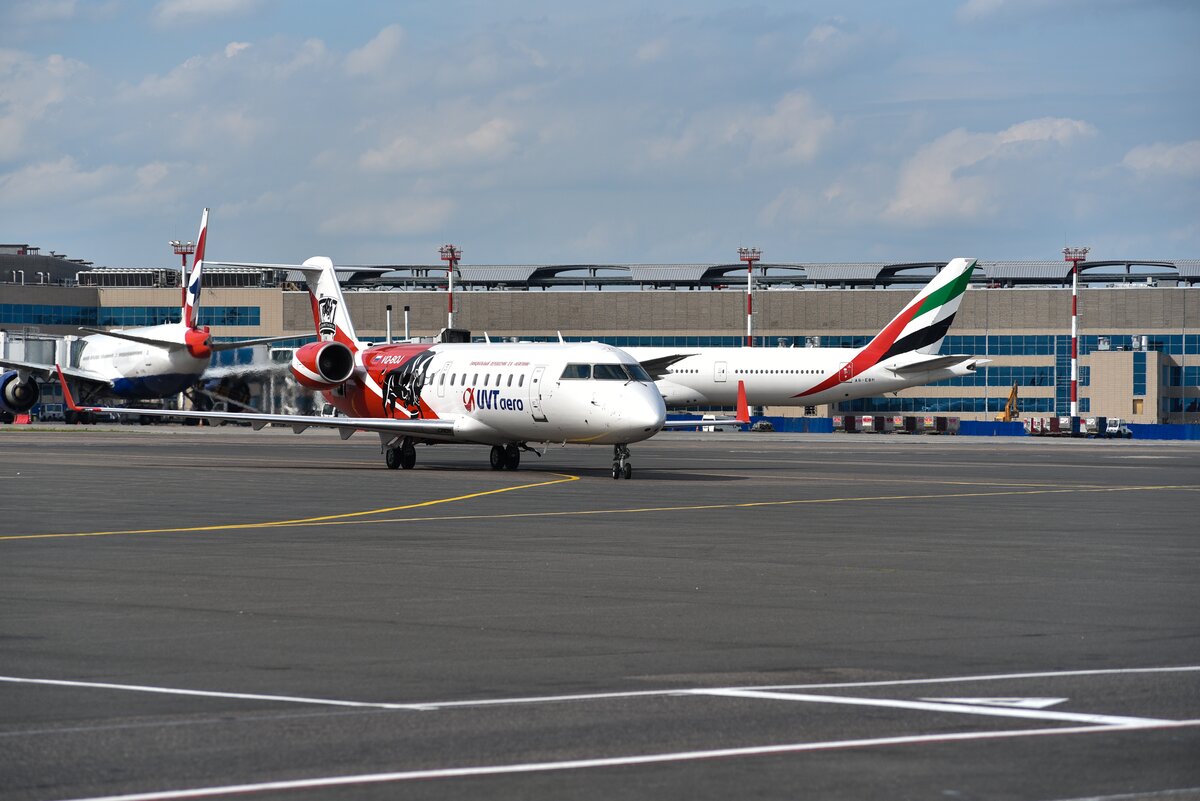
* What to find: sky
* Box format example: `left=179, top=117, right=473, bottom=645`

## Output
left=1, top=0, right=1197, bottom=269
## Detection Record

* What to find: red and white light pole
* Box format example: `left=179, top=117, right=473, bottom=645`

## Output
left=439, top=244, right=461, bottom=330
left=170, top=238, right=195, bottom=309
left=739, top=247, right=761, bottom=347
left=1063, top=246, right=1089, bottom=429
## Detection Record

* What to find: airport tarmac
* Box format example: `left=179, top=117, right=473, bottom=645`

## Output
left=1, top=426, right=1198, bottom=800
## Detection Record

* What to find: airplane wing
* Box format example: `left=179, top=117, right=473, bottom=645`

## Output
left=1, top=357, right=112, bottom=390
left=638, top=353, right=696, bottom=379
left=77, top=327, right=180, bottom=347
left=57, top=365, right=457, bottom=440
left=659, top=379, right=750, bottom=429
left=79, top=327, right=294, bottom=352
left=886, top=354, right=989, bottom=374
left=210, top=335, right=300, bottom=352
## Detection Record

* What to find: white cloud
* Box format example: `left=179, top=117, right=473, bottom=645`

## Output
left=7, top=0, right=77, bottom=24
left=345, top=24, right=405, bottom=76
left=886, top=117, right=1095, bottom=225
left=360, top=117, right=520, bottom=173
left=0, top=49, right=87, bottom=159
left=153, top=0, right=260, bottom=26
left=728, top=92, right=835, bottom=165
left=0, top=156, right=118, bottom=207
left=319, top=197, right=455, bottom=236
left=636, top=38, right=668, bottom=63
left=1122, top=140, right=1200, bottom=178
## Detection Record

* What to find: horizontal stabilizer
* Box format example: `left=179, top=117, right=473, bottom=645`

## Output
left=888, top=355, right=988, bottom=374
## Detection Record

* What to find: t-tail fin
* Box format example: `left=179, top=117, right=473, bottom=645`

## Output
left=299, top=257, right=361, bottom=349
left=182, top=208, right=208, bottom=329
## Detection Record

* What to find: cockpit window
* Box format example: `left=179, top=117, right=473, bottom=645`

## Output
left=560, top=363, right=590, bottom=380
left=592, top=363, right=628, bottom=380
left=623, top=363, right=652, bottom=383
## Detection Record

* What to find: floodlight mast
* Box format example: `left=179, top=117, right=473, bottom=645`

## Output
left=170, top=239, right=196, bottom=311
left=739, top=247, right=761, bottom=347
left=1063, top=246, right=1090, bottom=430
left=439, top=244, right=461, bottom=330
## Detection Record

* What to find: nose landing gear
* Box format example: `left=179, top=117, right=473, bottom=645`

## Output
left=612, top=444, right=633, bottom=479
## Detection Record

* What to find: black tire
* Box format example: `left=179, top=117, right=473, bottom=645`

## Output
left=400, top=444, right=417, bottom=469
left=504, top=444, right=521, bottom=470
left=385, top=448, right=401, bottom=469
left=490, top=445, right=506, bottom=470
left=622, top=463, right=632, bottom=480
left=612, top=465, right=621, bottom=480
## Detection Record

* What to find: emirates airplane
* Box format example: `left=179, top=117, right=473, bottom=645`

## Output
left=1, top=209, right=284, bottom=415
left=627, top=258, right=985, bottom=408
left=59, top=258, right=745, bottom=478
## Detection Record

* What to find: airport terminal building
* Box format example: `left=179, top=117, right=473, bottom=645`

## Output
left=3, top=247, right=1198, bottom=424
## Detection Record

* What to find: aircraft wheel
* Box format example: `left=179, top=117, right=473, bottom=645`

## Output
left=490, top=445, right=506, bottom=470
left=612, top=464, right=621, bottom=480
left=385, top=448, right=401, bottom=470
left=399, top=442, right=417, bottom=470
left=504, top=444, right=521, bottom=470
left=622, top=463, right=633, bottom=480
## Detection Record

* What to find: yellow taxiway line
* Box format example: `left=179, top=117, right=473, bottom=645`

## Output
left=2, top=480, right=1195, bottom=542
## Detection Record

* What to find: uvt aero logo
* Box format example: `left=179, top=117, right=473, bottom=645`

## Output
left=463, top=388, right=525, bottom=413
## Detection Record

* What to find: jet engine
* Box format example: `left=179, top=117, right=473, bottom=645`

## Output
left=0, top=370, right=41, bottom=414
left=290, top=341, right=355, bottom=390
left=184, top=326, right=212, bottom=360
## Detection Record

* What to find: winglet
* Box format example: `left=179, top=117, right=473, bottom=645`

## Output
left=56, top=365, right=86, bottom=412
left=736, top=379, right=750, bottom=424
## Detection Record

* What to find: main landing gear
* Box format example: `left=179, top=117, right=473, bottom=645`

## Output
left=489, top=443, right=522, bottom=471
left=612, top=444, right=633, bottom=480
left=384, top=437, right=417, bottom=470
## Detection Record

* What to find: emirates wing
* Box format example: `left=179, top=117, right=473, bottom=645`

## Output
left=2, top=357, right=112, bottom=391
left=57, top=365, right=457, bottom=440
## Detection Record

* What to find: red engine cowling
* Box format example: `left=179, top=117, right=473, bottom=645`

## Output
left=290, top=341, right=355, bottom=390
left=1, top=370, right=41, bottom=414
left=185, top=326, right=212, bottom=360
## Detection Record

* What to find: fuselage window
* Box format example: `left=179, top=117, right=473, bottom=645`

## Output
left=560, top=363, right=590, bottom=380
left=473, top=373, right=479, bottom=384
left=507, top=374, right=514, bottom=387
left=484, top=374, right=490, bottom=386
left=518, top=374, right=525, bottom=387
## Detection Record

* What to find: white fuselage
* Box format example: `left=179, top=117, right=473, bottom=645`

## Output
left=78, top=323, right=208, bottom=399
left=626, top=346, right=975, bottom=407
left=327, top=341, right=667, bottom=446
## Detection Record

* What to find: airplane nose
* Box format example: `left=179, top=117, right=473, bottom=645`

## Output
left=622, top=385, right=666, bottom=435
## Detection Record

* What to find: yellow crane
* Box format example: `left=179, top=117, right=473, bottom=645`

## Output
left=995, top=383, right=1019, bottom=422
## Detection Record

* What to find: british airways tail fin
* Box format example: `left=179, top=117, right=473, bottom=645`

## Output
left=298, top=257, right=362, bottom=349
left=182, top=208, right=208, bottom=329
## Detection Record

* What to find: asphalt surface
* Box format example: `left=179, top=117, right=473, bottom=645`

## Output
left=1, top=425, right=1198, bottom=801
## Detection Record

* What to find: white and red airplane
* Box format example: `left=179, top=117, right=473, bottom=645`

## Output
left=627, top=258, right=987, bottom=408
left=1, top=209, right=286, bottom=414
left=58, top=258, right=747, bottom=478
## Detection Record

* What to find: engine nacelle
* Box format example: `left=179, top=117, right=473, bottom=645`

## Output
left=290, top=341, right=355, bottom=390
left=1, top=370, right=41, bottom=414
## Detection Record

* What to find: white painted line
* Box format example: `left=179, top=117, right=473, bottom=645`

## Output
left=4, top=665, right=1198, bottom=714
left=694, top=688, right=1171, bottom=726
left=0, top=676, right=420, bottom=710
left=922, top=697, right=1068, bottom=709
left=49, top=719, right=1200, bottom=801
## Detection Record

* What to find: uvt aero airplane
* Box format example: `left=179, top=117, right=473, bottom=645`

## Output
left=59, top=258, right=747, bottom=479
left=627, top=258, right=985, bottom=408
left=1, top=209, right=285, bottom=416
